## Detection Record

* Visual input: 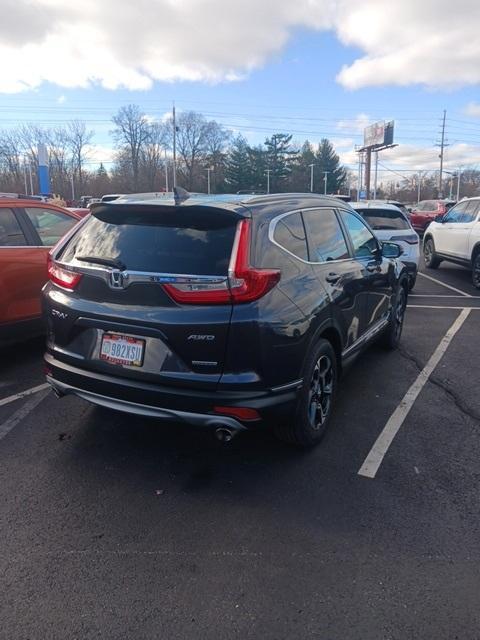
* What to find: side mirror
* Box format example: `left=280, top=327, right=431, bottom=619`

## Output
left=382, top=242, right=403, bottom=259
left=407, top=206, right=413, bottom=213
left=435, top=213, right=445, bottom=222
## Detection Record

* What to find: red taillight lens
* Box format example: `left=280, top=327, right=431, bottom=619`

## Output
left=47, top=255, right=82, bottom=291
left=214, top=406, right=260, bottom=421
left=163, top=219, right=280, bottom=305
left=228, top=219, right=280, bottom=304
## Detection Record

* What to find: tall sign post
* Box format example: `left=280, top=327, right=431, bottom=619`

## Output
left=37, top=144, right=51, bottom=195
left=357, top=121, right=397, bottom=199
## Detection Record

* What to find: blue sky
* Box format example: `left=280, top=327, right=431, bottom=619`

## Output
left=2, top=0, right=480, bottom=182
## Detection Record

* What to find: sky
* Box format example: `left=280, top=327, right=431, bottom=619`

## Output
left=2, top=0, right=480, bottom=186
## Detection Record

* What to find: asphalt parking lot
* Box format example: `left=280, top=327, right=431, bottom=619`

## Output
left=1, top=261, right=480, bottom=640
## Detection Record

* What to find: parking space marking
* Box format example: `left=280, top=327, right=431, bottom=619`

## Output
left=410, top=294, right=480, bottom=298
left=358, top=308, right=471, bottom=479
left=408, top=305, right=480, bottom=310
left=417, top=272, right=472, bottom=297
left=0, top=388, right=50, bottom=442
left=0, top=383, right=50, bottom=408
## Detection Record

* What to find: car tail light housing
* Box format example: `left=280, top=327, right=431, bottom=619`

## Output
left=390, top=234, right=419, bottom=245
left=164, top=219, right=280, bottom=305
left=47, top=254, right=82, bottom=290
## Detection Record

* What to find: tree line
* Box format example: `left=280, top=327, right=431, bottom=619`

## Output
left=0, top=104, right=347, bottom=199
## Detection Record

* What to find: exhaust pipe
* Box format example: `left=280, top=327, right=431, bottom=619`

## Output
left=215, top=427, right=235, bottom=443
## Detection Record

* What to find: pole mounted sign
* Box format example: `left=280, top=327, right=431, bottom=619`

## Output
left=37, top=144, right=51, bottom=195
left=357, top=121, right=397, bottom=199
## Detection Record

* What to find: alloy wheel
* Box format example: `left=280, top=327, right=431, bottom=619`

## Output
left=308, top=355, right=333, bottom=430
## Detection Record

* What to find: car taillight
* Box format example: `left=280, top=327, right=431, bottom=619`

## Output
left=390, top=234, right=419, bottom=245
left=163, top=219, right=280, bottom=305
left=47, top=255, right=82, bottom=290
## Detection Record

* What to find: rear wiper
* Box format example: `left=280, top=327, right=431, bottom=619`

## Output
left=76, top=255, right=126, bottom=270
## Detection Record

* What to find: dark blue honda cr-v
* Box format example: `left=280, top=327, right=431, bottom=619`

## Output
left=43, top=191, right=408, bottom=447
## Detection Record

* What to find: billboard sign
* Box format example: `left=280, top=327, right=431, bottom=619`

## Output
left=364, top=120, right=394, bottom=149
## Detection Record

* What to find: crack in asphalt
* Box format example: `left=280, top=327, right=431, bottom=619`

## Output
left=398, top=346, right=480, bottom=424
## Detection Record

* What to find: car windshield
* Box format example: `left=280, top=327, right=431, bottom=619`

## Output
left=355, top=207, right=410, bottom=231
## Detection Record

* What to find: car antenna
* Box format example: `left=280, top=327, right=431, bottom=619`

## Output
left=174, top=186, right=191, bottom=206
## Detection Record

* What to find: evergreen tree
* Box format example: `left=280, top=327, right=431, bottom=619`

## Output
left=247, top=144, right=268, bottom=192
left=289, top=140, right=315, bottom=191
left=264, top=133, right=296, bottom=192
left=225, top=135, right=253, bottom=192
left=314, top=139, right=347, bottom=194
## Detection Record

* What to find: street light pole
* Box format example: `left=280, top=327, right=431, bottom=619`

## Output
left=373, top=151, right=378, bottom=199
left=70, top=174, right=75, bottom=201
left=456, top=168, right=461, bottom=201
left=172, top=102, right=177, bottom=189
left=164, top=149, right=169, bottom=192
left=308, top=163, right=315, bottom=192
left=323, top=171, right=330, bottom=195
left=205, top=167, right=213, bottom=194
left=265, top=169, right=272, bottom=194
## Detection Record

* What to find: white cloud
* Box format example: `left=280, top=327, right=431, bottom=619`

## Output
left=1, top=0, right=480, bottom=92
left=337, top=114, right=371, bottom=134
left=57, top=95, right=66, bottom=104
left=464, top=102, right=480, bottom=118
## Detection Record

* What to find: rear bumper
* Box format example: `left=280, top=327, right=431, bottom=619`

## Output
left=44, top=353, right=300, bottom=431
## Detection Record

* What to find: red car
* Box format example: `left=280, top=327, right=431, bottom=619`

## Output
left=66, top=207, right=90, bottom=218
left=0, top=199, right=82, bottom=343
left=409, top=199, right=455, bottom=234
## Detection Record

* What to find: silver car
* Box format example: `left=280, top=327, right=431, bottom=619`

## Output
left=351, top=201, right=420, bottom=290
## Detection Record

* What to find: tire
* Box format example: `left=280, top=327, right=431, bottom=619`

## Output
left=274, top=339, right=337, bottom=448
left=408, top=273, right=417, bottom=291
left=424, top=237, right=441, bottom=269
left=379, top=282, right=408, bottom=350
left=472, top=253, right=480, bottom=290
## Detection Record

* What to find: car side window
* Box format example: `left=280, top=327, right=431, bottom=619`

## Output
left=302, top=209, right=349, bottom=262
left=443, top=201, right=468, bottom=223
left=460, top=201, right=478, bottom=223
left=273, top=212, right=308, bottom=261
left=341, top=211, right=378, bottom=259
left=24, top=208, right=77, bottom=246
left=0, top=208, right=27, bottom=246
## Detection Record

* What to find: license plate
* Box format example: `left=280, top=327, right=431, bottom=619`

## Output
left=100, top=333, right=145, bottom=367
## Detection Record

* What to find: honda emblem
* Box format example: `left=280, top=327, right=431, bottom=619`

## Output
left=109, top=270, right=125, bottom=289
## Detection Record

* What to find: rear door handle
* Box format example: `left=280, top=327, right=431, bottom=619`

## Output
left=325, top=272, right=340, bottom=284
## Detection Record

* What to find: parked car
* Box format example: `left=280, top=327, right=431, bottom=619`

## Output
left=43, top=193, right=409, bottom=447
left=409, top=199, right=456, bottom=234
left=423, top=197, right=480, bottom=288
left=0, top=199, right=82, bottom=343
left=351, top=202, right=419, bottom=290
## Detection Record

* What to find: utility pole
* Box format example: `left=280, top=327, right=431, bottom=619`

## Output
left=456, top=167, right=461, bottom=201
left=23, top=159, right=28, bottom=194
left=323, top=171, right=330, bottom=195
left=417, top=171, right=423, bottom=204
left=437, top=109, right=447, bottom=198
left=70, top=174, right=75, bottom=201
left=373, top=151, right=379, bottom=199
left=164, top=149, right=169, bottom=192
left=28, top=164, right=33, bottom=195
left=172, top=102, right=177, bottom=189
left=364, top=148, right=372, bottom=199
left=265, top=169, right=272, bottom=194
left=308, top=163, right=315, bottom=192
left=205, top=167, right=213, bottom=194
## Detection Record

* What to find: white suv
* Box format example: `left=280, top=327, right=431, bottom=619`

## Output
left=423, top=197, right=480, bottom=288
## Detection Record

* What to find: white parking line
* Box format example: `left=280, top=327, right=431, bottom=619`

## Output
left=417, top=272, right=472, bottom=297
left=0, top=383, right=50, bottom=408
left=408, top=305, right=480, bottom=310
left=358, top=308, right=471, bottom=479
left=0, top=388, right=50, bottom=442
left=410, top=294, right=480, bottom=298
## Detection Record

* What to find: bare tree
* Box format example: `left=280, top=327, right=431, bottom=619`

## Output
left=66, top=121, right=94, bottom=195
left=141, top=122, right=169, bottom=191
left=170, top=111, right=210, bottom=190
left=112, top=105, right=150, bottom=191
left=204, top=120, right=231, bottom=192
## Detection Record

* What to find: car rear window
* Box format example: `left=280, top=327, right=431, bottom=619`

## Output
left=60, top=208, right=237, bottom=275
left=356, top=208, right=410, bottom=231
